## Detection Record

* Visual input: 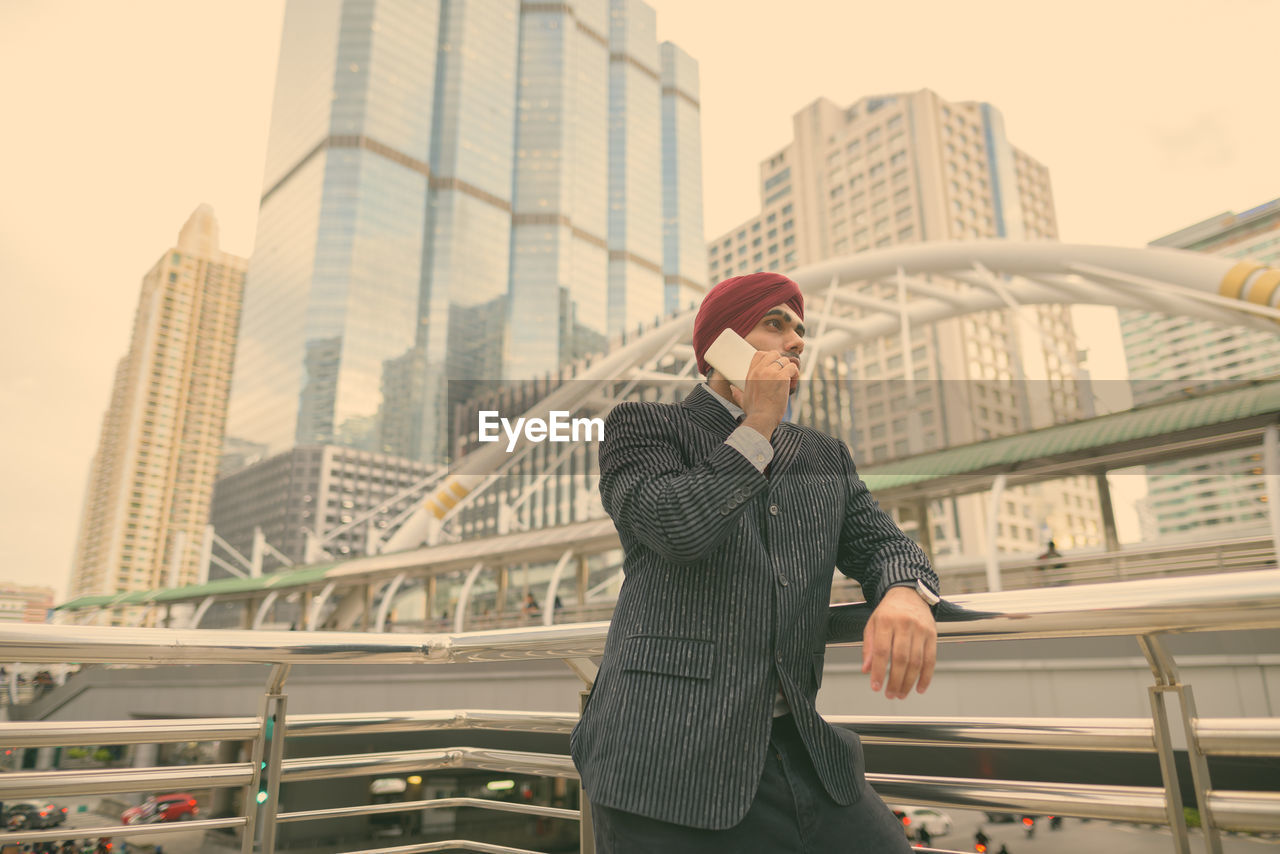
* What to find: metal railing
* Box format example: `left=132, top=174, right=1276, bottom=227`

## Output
left=2, top=568, right=1279, bottom=853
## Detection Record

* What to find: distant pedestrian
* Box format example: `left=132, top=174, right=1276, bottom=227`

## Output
left=1037, top=540, right=1065, bottom=568
left=997, top=845, right=1010, bottom=854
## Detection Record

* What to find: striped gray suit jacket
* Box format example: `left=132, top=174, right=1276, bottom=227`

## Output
left=570, top=384, right=938, bottom=829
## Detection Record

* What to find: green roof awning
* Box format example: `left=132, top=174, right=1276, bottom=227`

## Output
left=57, top=563, right=337, bottom=611
left=861, top=380, right=1280, bottom=496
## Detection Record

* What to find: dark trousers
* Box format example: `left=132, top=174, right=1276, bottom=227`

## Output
left=590, top=714, right=911, bottom=853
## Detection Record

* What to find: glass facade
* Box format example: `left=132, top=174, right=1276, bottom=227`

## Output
left=661, top=42, right=705, bottom=315
left=227, top=0, right=701, bottom=466
left=606, top=0, right=664, bottom=338
left=507, top=0, right=610, bottom=380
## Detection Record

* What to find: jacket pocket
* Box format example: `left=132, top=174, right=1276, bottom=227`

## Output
left=619, top=635, right=716, bottom=680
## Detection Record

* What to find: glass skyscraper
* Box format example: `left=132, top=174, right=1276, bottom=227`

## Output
left=227, top=0, right=703, bottom=465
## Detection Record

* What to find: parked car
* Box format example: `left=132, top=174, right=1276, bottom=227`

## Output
left=4, top=801, right=67, bottom=829
left=889, top=804, right=954, bottom=839
left=121, top=792, right=198, bottom=824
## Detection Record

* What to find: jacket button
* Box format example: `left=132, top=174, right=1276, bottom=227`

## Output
left=769, top=504, right=779, bottom=515
left=775, top=652, right=782, bottom=663
left=777, top=575, right=789, bottom=586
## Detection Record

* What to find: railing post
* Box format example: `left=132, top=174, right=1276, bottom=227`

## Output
left=243, top=664, right=291, bottom=854
left=578, top=688, right=595, bottom=854
left=1138, top=634, right=1222, bottom=854
left=565, top=657, right=600, bottom=854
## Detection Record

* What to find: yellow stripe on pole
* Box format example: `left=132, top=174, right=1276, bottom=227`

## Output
left=449, top=480, right=470, bottom=500
left=1244, top=270, right=1280, bottom=308
left=1220, top=261, right=1264, bottom=299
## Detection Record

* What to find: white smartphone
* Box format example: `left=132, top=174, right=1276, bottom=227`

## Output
left=704, top=328, right=758, bottom=390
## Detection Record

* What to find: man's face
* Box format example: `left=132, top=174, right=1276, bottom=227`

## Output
left=743, top=302, right=805, bottom=393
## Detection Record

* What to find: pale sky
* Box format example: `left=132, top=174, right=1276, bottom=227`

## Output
left=1, top=0, right=1276, bottom=601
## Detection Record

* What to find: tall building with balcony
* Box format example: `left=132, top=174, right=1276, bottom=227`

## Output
left=707, top=90, right=1100, bottom=558
left=69, top=207, right=246, bottom=604
left=1124, top=197, right=1280, bottom=538
left=226, top=0, right=703, bottom=467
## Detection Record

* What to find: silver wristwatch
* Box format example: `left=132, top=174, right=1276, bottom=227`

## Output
left=915, top=579, right=941, bottom=606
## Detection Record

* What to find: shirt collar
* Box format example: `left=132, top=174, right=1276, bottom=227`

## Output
left=702, top=382, right=744, bottom=420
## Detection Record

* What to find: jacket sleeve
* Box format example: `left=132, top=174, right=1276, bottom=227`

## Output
left=597, top=402, right=768, bottom=565
left=833, top=440, right=939, bottom=604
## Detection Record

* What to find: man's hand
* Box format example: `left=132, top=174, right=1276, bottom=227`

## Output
left=730, top=349, right=799, bottom=439
left=862, top=586, right=937, bottom=699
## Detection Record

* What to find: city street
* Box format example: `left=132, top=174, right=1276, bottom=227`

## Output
left=13, top=807, right=231, bottom=854
left=910, top=808, right=1280, bottom=854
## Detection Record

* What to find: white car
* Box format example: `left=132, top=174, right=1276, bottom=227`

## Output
left=890, top=805, right=954, bottom=839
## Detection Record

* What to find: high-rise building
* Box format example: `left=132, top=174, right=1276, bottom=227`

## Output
left=69, top=207, right=246, bottom=605
left=707, top=90, right=1101, bottom=557
left=226, top=0, right=703, bottom=467
left=0, top=585, right=55, bottom=624
left=209, top=445, right=436, bottom=577
left=1124, top=197, right=1280, bottom=538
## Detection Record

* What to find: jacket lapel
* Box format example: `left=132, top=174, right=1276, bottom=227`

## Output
left=680, top=384, right=741, bottom=440
left=767, top=422, right=806, bottom=482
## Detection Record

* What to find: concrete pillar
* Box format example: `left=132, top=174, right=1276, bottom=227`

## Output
left=35, top=747, right=57, bottom=771
left=914, top=499, right=934, bottom=562
left=985, top=475, right=1006, bottom=592
left=132, top=743, right=158, bottom=768
left=577, top=556, right=590, bottom=605
left=496, top=567, right=509, bottom=613
left=1264, top=425, right=1280, bottom=552
left=1095, top=472, right=1121, bottom=552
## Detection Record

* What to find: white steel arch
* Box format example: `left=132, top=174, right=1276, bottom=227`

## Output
left=377, top=241, right=1278, bottom=553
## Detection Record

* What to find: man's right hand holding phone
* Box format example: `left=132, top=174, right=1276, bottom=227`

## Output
left=733, top=349, right=799, bottom=440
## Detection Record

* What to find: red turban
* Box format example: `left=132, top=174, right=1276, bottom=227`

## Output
left=692, top=272, right=804, bottom=375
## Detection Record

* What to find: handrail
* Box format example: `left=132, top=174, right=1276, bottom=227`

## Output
left=0, top=762, right=254, bottom=798
left=9, top=712, right=1278, bottom=758
left=9, top=569, right=1280, bottom=666
left=277, top=798, right=581, bottom=825
left=3, top=568, right=1278, bottom=854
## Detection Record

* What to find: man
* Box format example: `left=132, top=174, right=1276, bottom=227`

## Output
left=571, top=272, right=941, bottom=852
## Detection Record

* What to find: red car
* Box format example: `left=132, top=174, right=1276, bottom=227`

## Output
left=120, top=793, right=198, bottom=825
